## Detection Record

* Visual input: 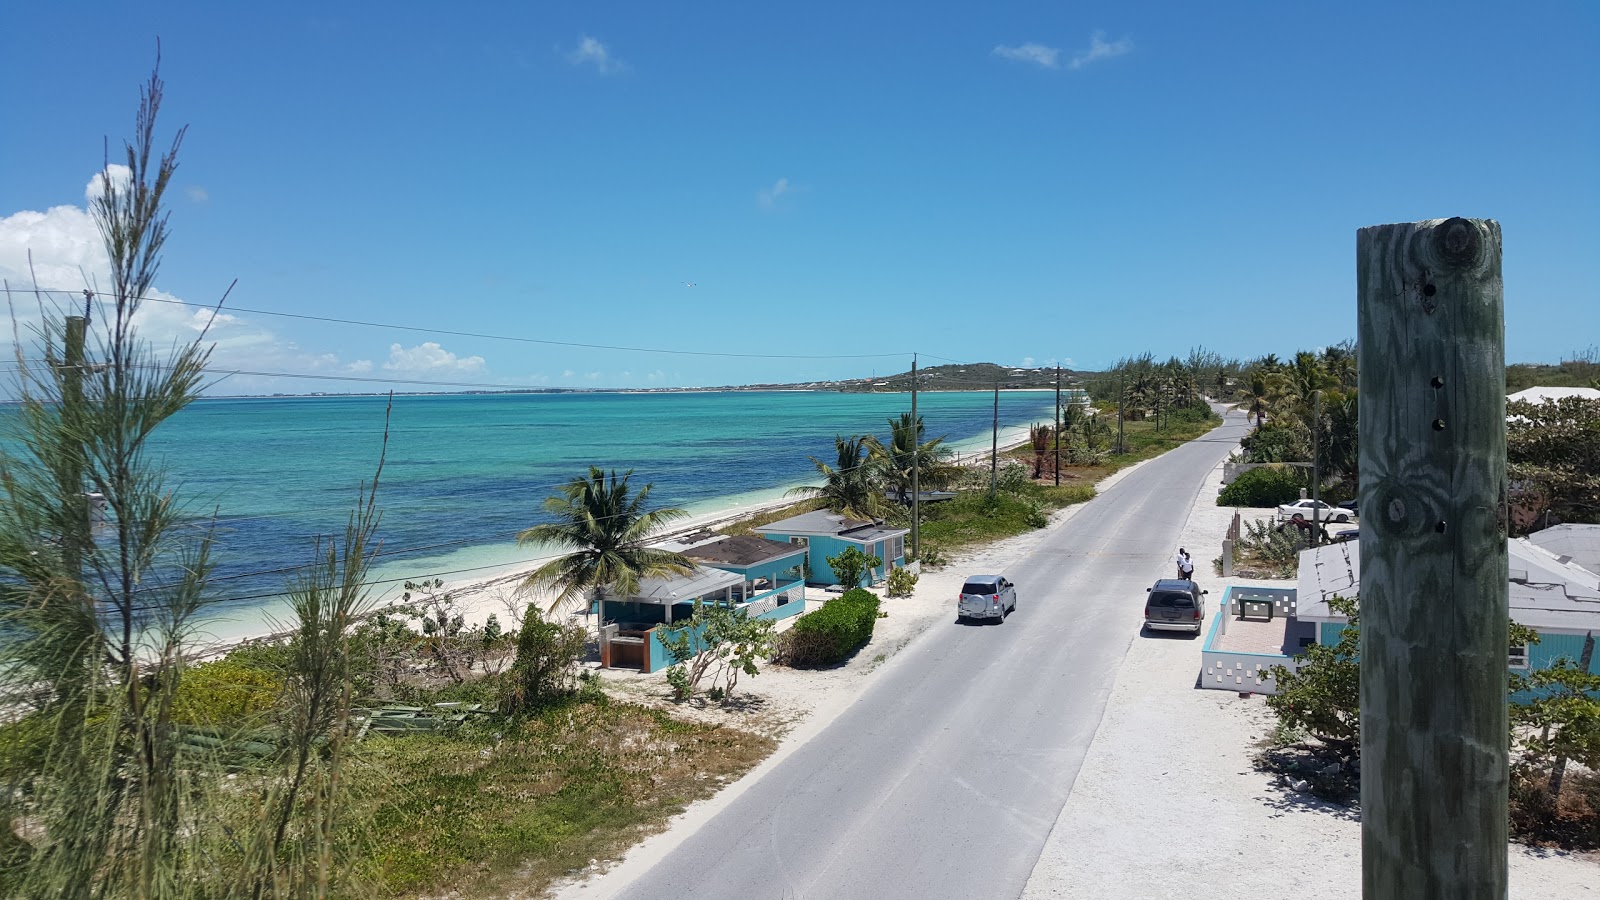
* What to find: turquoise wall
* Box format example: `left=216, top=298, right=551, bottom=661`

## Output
left=758, top=530, right=906, bottom=586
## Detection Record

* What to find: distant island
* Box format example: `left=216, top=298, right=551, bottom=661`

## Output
left=208, top=361, right=1091, bottom=400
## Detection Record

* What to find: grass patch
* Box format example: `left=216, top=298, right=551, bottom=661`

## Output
left=722, top=498, right=826, bottom=536
left=918, top=482, right=1095, bottom=557
left=343, top=696, right=774, bottom=897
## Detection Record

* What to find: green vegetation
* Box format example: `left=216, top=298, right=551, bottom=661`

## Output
left=1224, top=517, right=1310, bottom=579
left=658, top=600, right=777, bottom=701
left=1506, top=348, right=1600, bottom=393
left=346, top=694, right=774, bottom=896
left=1507, top=395, right=1600, bottom=530
left=787, top=434, right=887, bottom=519
left=777, top=588, right=882, bottom=667
left=824, top=545, right=881, bottom=589
left=886, top=566, right=918, bottom=598
left=1266, top=603, right=1598, bottom=847
left=0, top=65, right=384, bottom=898
left=867, top=412, right=962, bottom=492
left=517, top=466, right=694, bottom=619
left=500, top=607, right=590, bottom=716
left=1217, top=466, right=1305, bottom=508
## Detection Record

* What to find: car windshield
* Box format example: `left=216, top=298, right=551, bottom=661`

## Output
left=961, top=581, right=998, bottom=595
left=1149, top=591, right=1194, bottom=608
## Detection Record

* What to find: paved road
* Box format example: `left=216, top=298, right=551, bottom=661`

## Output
left=612, top=410, right=1251, bottom=900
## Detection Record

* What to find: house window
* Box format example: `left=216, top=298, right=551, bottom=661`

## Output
left=1508, top=644, right=1530, bottom=670
left=892, top=535, right=904, bottom=560
left=789, top=536, right=808, bottom=548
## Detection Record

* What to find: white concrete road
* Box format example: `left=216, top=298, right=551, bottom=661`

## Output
left=609, top=410, right=1251, bottom=900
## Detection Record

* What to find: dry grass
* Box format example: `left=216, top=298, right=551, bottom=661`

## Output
left=342, top=695, right=775, bottom=898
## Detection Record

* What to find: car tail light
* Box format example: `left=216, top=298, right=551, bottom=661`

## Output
left=1193, top=609, right=1202, bottom=620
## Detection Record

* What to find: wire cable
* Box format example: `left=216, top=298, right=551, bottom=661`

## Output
left=4, top=286, right=911, bottom=360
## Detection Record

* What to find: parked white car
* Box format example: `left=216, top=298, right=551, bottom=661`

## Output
left=1276, top=499, right=1349, bottom=523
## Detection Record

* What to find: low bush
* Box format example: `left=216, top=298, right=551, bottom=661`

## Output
left=1217, top=465, right=1304, bottom=507
left=171, top=656, right=285, bottom=725
left=776, top=588, right=881, bottom=667
left=500, top=606, right=590, bottom=716
left=885, top=566, right=918, bottom=598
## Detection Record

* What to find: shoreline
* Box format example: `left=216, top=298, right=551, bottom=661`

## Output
left=188, top=426, right=1042, bottom=657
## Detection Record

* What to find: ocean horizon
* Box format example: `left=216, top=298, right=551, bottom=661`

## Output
left=60, top=389, right=1067, bottom=641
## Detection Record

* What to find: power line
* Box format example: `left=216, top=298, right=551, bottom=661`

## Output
left=4, top=286, right=910, bottom=361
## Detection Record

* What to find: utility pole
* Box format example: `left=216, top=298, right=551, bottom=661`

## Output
left=1311, top=389, right=1322, bottom=547
left=1054, top=365, right=1062, bottom=486
left=1358, top=217, right=1506, bottom=900
left=1117, top=371, right=1125, bottom=455
left=990, top=380, right=999, bottom=500
left=910, top=353, right=919, bottom=559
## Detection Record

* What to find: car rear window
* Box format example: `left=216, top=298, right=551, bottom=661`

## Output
left=961, top=581, right=998, bottom=595
left=1148, top=591, right=1194, bottom=608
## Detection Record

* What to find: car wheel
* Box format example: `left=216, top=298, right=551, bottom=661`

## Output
left=1336, top=514, right=1349, bottom=523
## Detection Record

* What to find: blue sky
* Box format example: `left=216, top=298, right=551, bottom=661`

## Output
left=2, top=1, right=1595, bottom=393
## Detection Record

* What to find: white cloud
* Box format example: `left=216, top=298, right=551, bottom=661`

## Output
left=381, top=342, right=486, bottom=374
left=347, top=359, right=374, bottom=373
left=185, top=186, right=209, bottom=204
left=993, top=42, right=1059, bottom=69
left=757, top=177, right=794, bottom=210
left=1021, top=357, right=1035, bottom=367
left=1069, top=31, right=1133, bottom=69
left=0, top=168, right=395, bottom=395
left=561, top=369, right=576, bottom=378
left=568, top=35, right=626, bottom=74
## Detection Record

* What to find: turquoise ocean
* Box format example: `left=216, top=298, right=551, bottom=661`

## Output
left=121, top=390, right=1058, bottom=639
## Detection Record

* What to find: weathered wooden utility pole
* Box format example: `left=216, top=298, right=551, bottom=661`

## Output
left=1054, top=365, right=1062, bottom=486
left=1357, top=217, right=1506, bottom=900
left=910, top=353, right=919, bottom=558
left=990, top=380, right=999, bottom=500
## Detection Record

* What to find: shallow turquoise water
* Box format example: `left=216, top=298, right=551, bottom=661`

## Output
left=119, top=389, right=1059, bottom=634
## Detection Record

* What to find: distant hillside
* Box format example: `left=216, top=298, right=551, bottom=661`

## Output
left=834, top=362, right=1088, bottom=393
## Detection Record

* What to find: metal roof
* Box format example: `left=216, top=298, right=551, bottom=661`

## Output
left=758, top=509, right=909, bottom=542
left=1526, top=524, right=1600, bottom=580
left=623, top=565, right=744, bottom=605
left=675, top=534, right=806, bottom=568
left=1296, top=538, right=1600, bottom=634
left=1507, top=386, right=1600, bottom=404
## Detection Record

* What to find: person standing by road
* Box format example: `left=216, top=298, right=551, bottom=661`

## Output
left=1175, top=548, right=1195, bottom=581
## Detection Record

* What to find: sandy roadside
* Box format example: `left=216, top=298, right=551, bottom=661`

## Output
left=1019, top=459, right=1598, bottom=899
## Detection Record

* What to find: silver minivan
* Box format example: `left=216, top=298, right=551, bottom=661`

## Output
left=958, top=574, right=1017, bottom=623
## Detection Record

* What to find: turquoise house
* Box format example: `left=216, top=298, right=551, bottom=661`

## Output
left=1296, top=538, right=1600, bottom=688
left=758, top=509, right=909, bottom=587
left=599, top=533, right=810, bottom=673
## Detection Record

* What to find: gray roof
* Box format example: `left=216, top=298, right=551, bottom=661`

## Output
left=623, top=564, right=744, bottom=605
left=1526, top=524, right=1600, bottom=580
left=759, top=509, right=909, bottom=543
left=674, top=534, right=806, bottom=569
left=1296, top=538, right=1600, bottom=634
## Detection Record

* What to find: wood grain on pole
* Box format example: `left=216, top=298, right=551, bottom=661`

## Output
left=1357, top=217, right=1506, bottom=900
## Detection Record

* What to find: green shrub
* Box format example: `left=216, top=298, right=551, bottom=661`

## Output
left=825, top=545, right=881, bottom=589
left=171, top=657, right=285, bottom=725
left=777, top=588, right=881, bottom=667
left=885, top=566, right=918, bottom=598
left=500, top=607, right=590, bottom=716
left=1217, top=465, right=1304, bottom=507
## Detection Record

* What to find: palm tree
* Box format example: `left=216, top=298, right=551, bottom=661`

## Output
left=1235, top=371, right=1272, bottom=427
left=866, top=414, right=958, bottom=497
left=788, top=434, right=886, bottom=519
left=518, top=468, right=694, bottom=626
left=1029, top=423, right=1053, bottom=478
